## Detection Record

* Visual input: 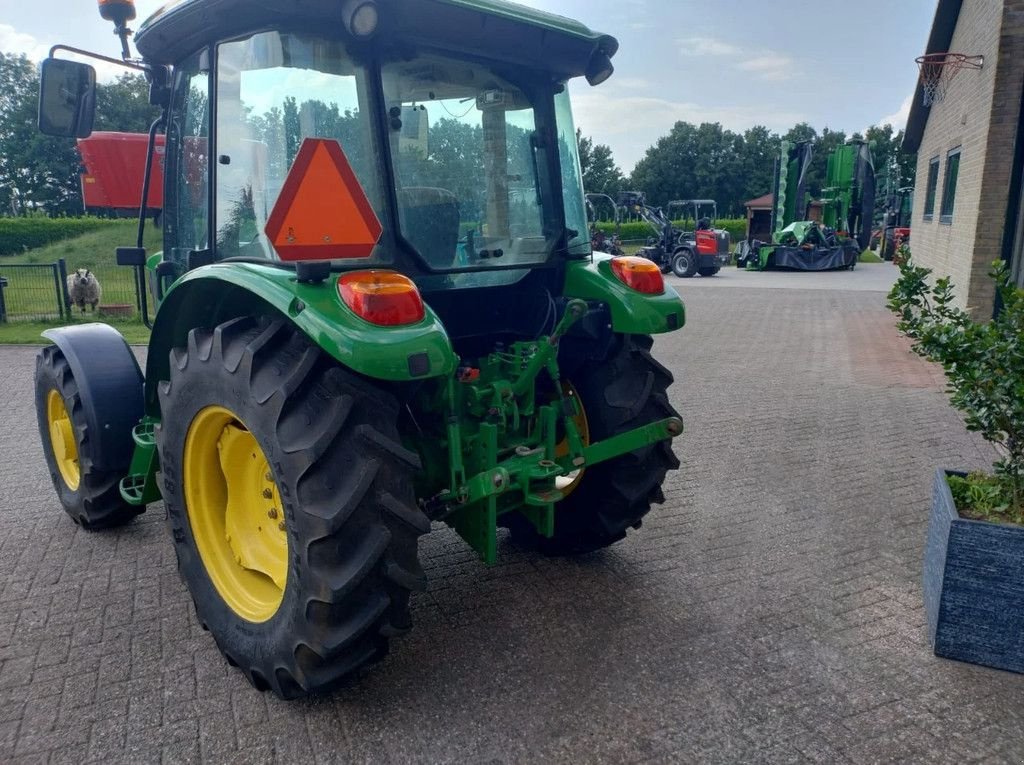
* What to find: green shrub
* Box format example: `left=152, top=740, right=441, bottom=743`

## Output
left=595, top=218, right=747, bottom=243
left=0, top=217, right=116, bottom=256
left=888, top=260, right=1024, bottom=524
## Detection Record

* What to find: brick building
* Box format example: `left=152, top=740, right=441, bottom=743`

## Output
left=903, top=0, right=1024, bottom=317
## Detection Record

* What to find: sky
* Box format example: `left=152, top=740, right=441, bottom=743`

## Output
left=0, top=0, right=936, bottom=173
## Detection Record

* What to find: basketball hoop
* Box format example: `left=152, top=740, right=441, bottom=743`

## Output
left=916, top=52, right=984, bottom=106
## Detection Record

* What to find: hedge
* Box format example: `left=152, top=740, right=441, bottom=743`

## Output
left=0, top=217, right=117, bottom=256
left=596, top=218, right=747, bottom=242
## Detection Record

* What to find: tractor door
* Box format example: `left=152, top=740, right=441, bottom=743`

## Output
left=162, top=49, right=211, bottom=291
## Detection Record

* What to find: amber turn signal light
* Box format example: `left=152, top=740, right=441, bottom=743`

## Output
left=610, top=256, right=665, bottom=295
left=337, top=271, right=425, bottom=326
left=98, top=0, right=137, bottom=23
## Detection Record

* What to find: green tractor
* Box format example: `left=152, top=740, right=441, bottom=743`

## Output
left=34, top=0, right=684, bottom=698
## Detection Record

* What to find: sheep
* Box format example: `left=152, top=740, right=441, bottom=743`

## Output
left=67, top=269, right=102, bottom=313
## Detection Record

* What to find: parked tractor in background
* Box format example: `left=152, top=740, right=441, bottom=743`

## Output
left=618, top=191, right=727, bottom=278
left=736, top=139, right=875, bottom=271
left=878, top=186, right=913, bottom=261
left=667, top=199, right=731, bottom=278
left=33, top=0, right=684, bottom=699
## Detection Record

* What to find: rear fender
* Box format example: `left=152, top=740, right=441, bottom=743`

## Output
left=563, top=256, right=685, bottom=335
left=41, top=323, right=144, bottom=471
left=143, top=262, right=457, bottom=414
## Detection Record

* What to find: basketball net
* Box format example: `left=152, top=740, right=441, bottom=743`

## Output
left=916, top=53, right=984, bottom=106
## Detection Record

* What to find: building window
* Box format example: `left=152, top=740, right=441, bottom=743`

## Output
left=940, top=148, right=961, bottom=224
left=923, top=156, right=939, bottom=220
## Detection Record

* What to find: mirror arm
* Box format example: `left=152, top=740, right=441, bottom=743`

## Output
left=48, top=44, right=150, bottom=74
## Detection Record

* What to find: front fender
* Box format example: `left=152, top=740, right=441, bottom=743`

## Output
left=42, top=323, right=144, bottom=472
left=563, top=255, right=685, bottom=335
left=144, top=262, right=457, bottom=413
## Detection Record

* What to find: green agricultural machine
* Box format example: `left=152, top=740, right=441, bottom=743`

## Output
left=33, top=0, right=684, bottom=698
left=736, top=139, right=875, bottom=271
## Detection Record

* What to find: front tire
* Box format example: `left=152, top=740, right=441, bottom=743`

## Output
left=156, top=317, right=429, bottom=699
left=34, top=346, right=141, bottom=529
left=513, top=335, right=680, bottom=555
left=671, top=249, right=698, bottom=278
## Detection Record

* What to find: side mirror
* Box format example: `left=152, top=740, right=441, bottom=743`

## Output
left=38, top=58, right=97, bottom=138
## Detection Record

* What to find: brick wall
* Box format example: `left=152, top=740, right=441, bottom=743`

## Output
left=911, top=0, right=1024, bottom=317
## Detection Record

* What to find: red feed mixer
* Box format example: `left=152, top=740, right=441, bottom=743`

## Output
left=78, top=132, right=165, bottom=215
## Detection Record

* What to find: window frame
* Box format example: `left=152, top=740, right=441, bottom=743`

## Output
left=940, top=147, right=961, bottom=225
left=163, top=47, right=213, bottom=274
left=923, top=155, right=939, bottom=221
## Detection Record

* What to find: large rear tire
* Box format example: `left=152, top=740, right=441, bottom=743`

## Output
left=34, top=345, right=141, bottom=529
left=156, top=317, right=429, bottom=699
left=512, top=335, right=680, bottom=555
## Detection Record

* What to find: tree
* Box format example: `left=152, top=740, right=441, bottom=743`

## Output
left=95, top=74, right=160, bottom=133
left=0, top=53, right=83, bottom=215
left=576, top=130, right=624, bottom=196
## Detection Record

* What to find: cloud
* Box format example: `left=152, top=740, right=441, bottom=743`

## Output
left=0, top=22, right=130, bottom=82
left=0, top=24, right=50, bottom=62
left=678, top=35, right=793, bottom=82
left=735, top=54, right=794, bottom=82
left=679, top=37, right=740, bottom=57
left=877, top=94, right=913, bottom=130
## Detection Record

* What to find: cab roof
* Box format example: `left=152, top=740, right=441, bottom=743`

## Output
left=135, top=0, right=618, bottom=79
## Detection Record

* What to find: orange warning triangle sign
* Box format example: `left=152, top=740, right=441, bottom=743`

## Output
left=265, top=138, right=383, bottom=261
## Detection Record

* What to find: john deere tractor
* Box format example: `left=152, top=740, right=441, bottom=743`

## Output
left=34, top=0, right=684, bottom=698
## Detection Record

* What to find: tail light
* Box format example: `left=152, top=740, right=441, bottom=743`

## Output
left=337, top=271, right=425, bottom=326
left=610, top=256, right=664, bottom=295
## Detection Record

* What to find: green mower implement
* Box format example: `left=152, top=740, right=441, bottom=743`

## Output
left=33, top=0, right=684, bottom=698
left=736, top=139, right=875, bottom=271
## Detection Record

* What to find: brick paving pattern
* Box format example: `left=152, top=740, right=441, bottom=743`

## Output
left=1, top=274, right=1022, bottom=763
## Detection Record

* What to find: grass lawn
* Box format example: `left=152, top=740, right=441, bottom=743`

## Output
left=0, top=222, right=159, bottom=344
left=2, top=222, right=162, bottom=267
left=0, top=320, right=152, bottom=345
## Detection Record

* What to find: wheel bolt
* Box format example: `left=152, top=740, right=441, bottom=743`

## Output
left=265, top=472, right=273, bottom=482
left=278, top=521, right=286, bottom=531
left=262, top=488, right=273, bottom=499
left=267, top=508, right=278, bottom=520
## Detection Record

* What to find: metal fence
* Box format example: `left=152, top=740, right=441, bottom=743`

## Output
left=0, top=259, right=139, bottom=323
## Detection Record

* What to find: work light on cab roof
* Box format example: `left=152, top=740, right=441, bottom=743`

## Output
left=32, top=0, right=685, bottom=701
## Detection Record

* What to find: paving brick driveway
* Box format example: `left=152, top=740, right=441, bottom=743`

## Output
left=1, top=264, right=1021, bottom=763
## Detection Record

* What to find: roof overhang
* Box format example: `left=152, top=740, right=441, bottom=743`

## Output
left=135, top=0, right=618, bottom=81
left=903, top=0, right=964, bottom=154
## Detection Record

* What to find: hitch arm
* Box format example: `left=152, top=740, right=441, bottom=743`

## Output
left=575, top=416, right=683, bottom=470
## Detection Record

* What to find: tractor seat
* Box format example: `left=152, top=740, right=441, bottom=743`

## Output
left=398, top=187, right=461, bottom=268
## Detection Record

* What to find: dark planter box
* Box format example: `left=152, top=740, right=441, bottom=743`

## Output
left=923, top=469, right=1024, bottom=674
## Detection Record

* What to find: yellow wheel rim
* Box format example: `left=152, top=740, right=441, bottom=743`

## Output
left=47, top=389, right=80, bottom=491
left=555, top=382, right=590, bottom=497
left=183, top=406, right=287, bottom=623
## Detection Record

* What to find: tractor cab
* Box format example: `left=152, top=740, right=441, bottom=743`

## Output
left=33, top=0, right=686, bottom=699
